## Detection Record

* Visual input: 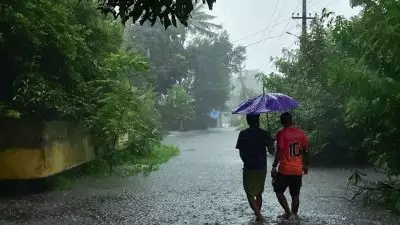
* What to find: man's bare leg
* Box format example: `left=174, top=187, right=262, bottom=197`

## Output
left=256, top=193, right=262, bottom=210
left=246, top=194, right=255, bottom=212
left=247, top=194, right=263, bottom=220
left=276, top=193, right=292, bottom=218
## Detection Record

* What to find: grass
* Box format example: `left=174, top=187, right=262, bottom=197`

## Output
left=114, top=144, right=180, bottom=176
left=49, top=144, right=180, bottom=189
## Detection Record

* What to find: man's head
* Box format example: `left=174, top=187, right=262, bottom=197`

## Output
left=280, top=112, right=293, bottom=127
left=246, top=114, right=260, bottom=128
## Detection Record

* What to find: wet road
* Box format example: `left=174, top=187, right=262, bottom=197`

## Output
left=0, top=128, right=399, bottom=225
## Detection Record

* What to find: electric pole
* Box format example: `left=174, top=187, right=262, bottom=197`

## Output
left=291, top=0, right=316, bottom=51
left=292, top=0, right=315, bottom=36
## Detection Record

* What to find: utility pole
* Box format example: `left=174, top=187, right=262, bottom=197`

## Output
left=292, top=0, right=315, bottom=36
left=291, top=0, right=316, bottom=51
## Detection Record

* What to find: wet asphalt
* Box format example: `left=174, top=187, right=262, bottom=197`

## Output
left=0, top=128, right=399, bottom=225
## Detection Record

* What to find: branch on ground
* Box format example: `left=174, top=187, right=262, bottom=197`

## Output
left=347, top=169, right=400, bottom=206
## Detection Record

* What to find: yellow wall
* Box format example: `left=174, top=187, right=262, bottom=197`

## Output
left=0, top=148, right=46, bottom=179
left=44, top=138, right=96, bottom=177
left=0, top=121, right=97, bottom=180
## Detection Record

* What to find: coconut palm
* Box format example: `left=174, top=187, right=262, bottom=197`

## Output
left=178, top=2, right=222, bottom=42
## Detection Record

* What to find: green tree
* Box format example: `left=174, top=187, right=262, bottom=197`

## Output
left=186, top=32, right=246, bottom=129
left=1, top=0, right=162, bottom=158
left=330, top=0, right=400, bottom=174
left=123, top=23, right=189, bottom=93
left=177, top=1, right=222, bottom=42
left=0, top=0, right=122, bottom=120
left=159, top=84, right=194, bottom=130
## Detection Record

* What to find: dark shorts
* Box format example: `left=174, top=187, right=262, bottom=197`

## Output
left=272, top=173, right=302, bottom=196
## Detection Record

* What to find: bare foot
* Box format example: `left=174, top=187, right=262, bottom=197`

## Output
left=256, top=215, right=265, bottom=222
left=277, top=212, right=293, bottom=219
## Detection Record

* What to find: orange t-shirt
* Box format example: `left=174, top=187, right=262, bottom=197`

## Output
left=276, top=127, right=308, bottom=176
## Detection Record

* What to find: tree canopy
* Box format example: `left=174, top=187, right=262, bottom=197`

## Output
left=2, top=0, right=244, bottom=152
left=249, top=1, right=400, bottom=211
left=95, top=0, right=216, bottom=29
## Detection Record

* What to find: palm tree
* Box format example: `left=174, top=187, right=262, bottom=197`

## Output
left=178, top=2, right=222, bottom=42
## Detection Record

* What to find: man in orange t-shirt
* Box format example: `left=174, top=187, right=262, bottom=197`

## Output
left=271, top=112, right=309, bottom=219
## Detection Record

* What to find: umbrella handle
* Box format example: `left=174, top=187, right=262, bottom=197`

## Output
left=266, top=114, right=271, bottom=133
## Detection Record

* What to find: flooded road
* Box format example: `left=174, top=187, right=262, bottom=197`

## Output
left=0, top=128, right=399, bottom=225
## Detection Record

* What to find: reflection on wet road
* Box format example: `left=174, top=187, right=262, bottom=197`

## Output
left=0, top=128, right=399, bottom=225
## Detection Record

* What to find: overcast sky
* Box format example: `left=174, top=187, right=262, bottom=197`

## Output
left=209, top=0, right=361, bottom=74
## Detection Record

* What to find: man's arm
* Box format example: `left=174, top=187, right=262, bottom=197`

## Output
left=272, top=148, right=279, bottom=168
left=272, top=131, right=280, bottom=168
left=235, top=131, right=243, bottom=150
left=302, top=133, right=309, bottom=173
left=265, top=131, right=275, bottom=155
left=236, top=131, right=245, bottom=163
left=239, top=150, right=245, bottom=162
left=271, top=147, right=279, bottom=178
left=302, top=150, right=309, bottom=168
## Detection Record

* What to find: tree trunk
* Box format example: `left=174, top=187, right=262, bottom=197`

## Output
left=179, top=119, right=184, bottom=131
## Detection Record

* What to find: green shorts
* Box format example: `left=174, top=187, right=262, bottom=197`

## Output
left=243, top=169, right=267, bottom=196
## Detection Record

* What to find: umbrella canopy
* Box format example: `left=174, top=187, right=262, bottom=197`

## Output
left=232, top=93, right=300, bottom=115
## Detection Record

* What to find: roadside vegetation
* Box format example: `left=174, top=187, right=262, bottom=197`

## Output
left=253, top=2, right=400, bottom=213
left=1, top=0, right=245, bottom=189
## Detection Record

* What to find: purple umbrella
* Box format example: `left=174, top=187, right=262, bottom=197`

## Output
left=232, top=93, right=300, bottom=132
left=232, top=93, right=299, bottom=115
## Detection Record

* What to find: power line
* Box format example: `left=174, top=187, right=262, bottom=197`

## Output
left=249, top=0, right=300, bottom=50
left=272, top=0, right=288, bottom=30
left=244, top=35, right=282, bottom=48
left=260, top=0, right=300, bottom=46
left=232, top=0, right=303, bottom=44
left=203, top=24, right=297, bottom=65
left=244, top=24, right=297, bottom=48
left=199, top=1, right=304, bottom=70
left=251, top=0, right=289, bottom=50
left=233, top=0, right=295, bottom=44
left=261, top=0, right=281, bottom=36
left=252, top=24, right=299, bottom=70
left=254, top=0, right=338, bottom=71
left=232, top=18, right=291, bottom=44
left=245, top=1, right=303, bottom=70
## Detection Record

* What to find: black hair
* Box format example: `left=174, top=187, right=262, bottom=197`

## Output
left=246, top=114, right=260, bottom=128
left=280, top=112, right=293, bottom=127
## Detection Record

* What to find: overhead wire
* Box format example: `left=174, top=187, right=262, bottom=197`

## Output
left=196, top=1, right=304, bottom=69
left=309, top=0, right=335, bottom=10
left=255, top=0, right=340, bottom=72
left=232, top=1, right=281, bottom=43
left=251, top=0, right=302, bottom=70
left=261, top=0, right=281, bottom=36
left=231, top=0, right=303, bottom=45
left=232, top=18, right=292, bottom=44
left=246, top=0, right=288, bottom=52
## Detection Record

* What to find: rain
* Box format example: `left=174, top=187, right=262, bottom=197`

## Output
left=1, top=0, right=400, bottom=225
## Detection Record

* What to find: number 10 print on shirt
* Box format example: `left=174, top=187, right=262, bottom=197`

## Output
left=289, top=142, right=301, bottom=157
